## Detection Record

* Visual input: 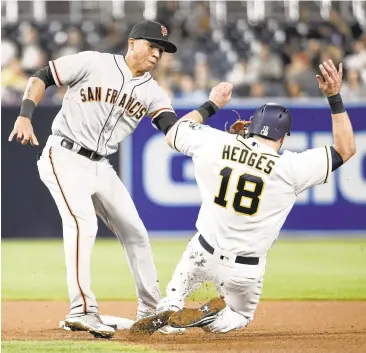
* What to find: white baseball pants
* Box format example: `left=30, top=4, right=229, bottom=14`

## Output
left=157, top=232, right=265, bottom=333
left=37, top=135, right=161, bottom=317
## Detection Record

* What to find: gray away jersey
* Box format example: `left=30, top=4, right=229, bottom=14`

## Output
left=49, top=51, right=173, bottom=155
left=169, top=120, right=333, bottom=258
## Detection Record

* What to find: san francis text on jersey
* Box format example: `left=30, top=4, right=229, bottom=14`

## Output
left=221, top=144, right=276, bottom=175
left=79, top=86, right=148, bottom=119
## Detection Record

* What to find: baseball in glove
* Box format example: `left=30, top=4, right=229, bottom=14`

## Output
left=225, top=110, right=251, bottom=137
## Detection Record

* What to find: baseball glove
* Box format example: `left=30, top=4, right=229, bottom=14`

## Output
left=225, top=110, right=251, bottom=137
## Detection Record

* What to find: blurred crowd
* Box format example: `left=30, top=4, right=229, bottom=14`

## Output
left=2, top=2, right=366, bottom=105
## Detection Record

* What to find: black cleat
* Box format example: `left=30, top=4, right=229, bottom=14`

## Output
left=130, top=311, right=174, bottom=336
left=168, top=297, right=226, bottom=328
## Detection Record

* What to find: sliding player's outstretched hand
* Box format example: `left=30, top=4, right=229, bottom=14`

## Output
left=316, top=59, right=342, bottom=97
left=209, top=82, right=233, bottom=109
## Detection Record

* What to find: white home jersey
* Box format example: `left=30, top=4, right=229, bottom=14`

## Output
left=49, top=51, right=173, bottom=155
left=169, top=120, right=332, bottom=257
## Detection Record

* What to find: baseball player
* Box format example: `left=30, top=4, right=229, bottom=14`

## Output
left=130, top=60, right=356, bottom=335
left=8, top=19, right=231, bottom=339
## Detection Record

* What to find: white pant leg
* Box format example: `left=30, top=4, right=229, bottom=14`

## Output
left=206, top=274, right=264, bottom=333
left=158, top=233, right=215, bottom=312
left=93, top=161, right=161, bottom=312
left=37, top=145, right=99, bottom=316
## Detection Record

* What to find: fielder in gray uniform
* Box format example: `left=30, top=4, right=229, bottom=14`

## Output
left=130, top=60, right=356, bottom=335
left=8, top=19, right=231, bottom=339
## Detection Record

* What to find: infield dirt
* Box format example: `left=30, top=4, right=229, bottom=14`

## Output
left=2, top=301, right=366, bottom=352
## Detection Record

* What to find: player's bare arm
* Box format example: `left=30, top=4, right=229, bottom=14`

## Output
left=317, top=59, right=356, bottom=163
left=23, top=77, right=46, bottom=102
left=9, top=65, right=56, bottom=146
left=164, top=82, right=233, bottom=147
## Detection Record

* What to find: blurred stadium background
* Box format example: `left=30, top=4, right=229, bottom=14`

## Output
left=2, top=0, right=366, bottom=104
left=1, top=0, right=366, bottom=239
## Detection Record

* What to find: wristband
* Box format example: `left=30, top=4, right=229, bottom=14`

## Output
left=196, top=100, right=219, bottom=122
left=327, top=93, right=345, bottom=114
left=19, top=99, right=36, bottom=120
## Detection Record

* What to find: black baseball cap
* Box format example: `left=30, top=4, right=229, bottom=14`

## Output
left=129, top=20, right=177, bottom=53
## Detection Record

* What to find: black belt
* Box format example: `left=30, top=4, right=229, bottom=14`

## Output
left=60, top=138, right=103, bottom=161
left=198, top=234, right=259, bottom=265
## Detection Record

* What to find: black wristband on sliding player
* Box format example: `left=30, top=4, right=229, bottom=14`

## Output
left=196, top=100, right=219, bottom=122
left=19, top=99, right=36, bottom=120
left=327, top=93, right=345, bottom=114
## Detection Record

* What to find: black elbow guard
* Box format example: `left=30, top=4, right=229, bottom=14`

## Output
left=153, top=111, right=179, bottom=135
left=32, top=66, right=56, bottom=88
left=330, top=146, right=344, bottom=171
